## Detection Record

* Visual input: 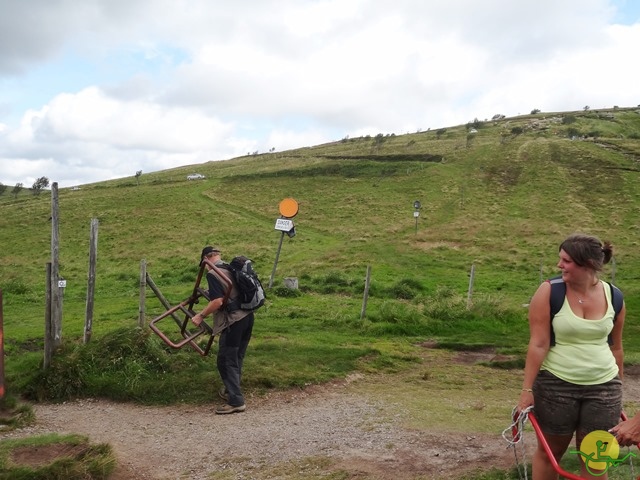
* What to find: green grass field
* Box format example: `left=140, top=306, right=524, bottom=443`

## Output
left=2, top=106, right=640, bottom=397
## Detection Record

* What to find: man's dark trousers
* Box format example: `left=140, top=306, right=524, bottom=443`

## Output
left=217, top=312, right=254, bottom=406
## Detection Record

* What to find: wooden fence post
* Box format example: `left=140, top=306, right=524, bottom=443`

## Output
left=360, top=265, right=372, bottom=320
left=50, top=182, right=62, bottom=347
left=84, top=218, right=99, bottom=343
left=44, top=262, right=54, bottom=369
left=139, top=260, right=146, bottom=328
left=467, top=263, right=475, bottom=310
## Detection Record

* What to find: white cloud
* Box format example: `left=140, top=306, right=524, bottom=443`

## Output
left=30, top=87, right=233, bottom=151
left=0, top=0, right=638, bottom=188
left=1, top=85, right=245, bottom=187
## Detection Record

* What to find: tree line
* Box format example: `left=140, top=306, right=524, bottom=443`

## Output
left=0, top=176, right=50, bottom=198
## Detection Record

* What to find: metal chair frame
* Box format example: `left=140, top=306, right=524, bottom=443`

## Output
left=149, top=259, right=231, bottom=356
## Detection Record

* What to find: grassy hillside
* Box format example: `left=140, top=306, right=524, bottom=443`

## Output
left=1, top=106, right=640, bottom=401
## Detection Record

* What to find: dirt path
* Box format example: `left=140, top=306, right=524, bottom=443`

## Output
left=5, top=363, right=640, bottom=479
left=4, top=380, right=525, bottom=479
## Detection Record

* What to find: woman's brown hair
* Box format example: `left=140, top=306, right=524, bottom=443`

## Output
left=559, top=233, right=613, bottom=272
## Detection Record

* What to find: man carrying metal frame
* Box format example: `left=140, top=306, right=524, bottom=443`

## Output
left=192, top=246, right=255, bottom=414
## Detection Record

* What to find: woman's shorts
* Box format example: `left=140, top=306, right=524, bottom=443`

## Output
left=533, top=370, right=622, bottom=437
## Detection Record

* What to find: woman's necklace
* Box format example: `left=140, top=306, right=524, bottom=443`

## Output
left=570, top=279, right=599, bottom=304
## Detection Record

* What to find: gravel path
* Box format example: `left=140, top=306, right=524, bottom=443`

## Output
left=6, top=364, right=640, bottom=479
left=3, top=380, right=519, bottom=479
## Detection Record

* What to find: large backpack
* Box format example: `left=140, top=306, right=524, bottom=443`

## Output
left=223, top=256, right=266, bottom=312
left=548, top=276, right=623, bottom=346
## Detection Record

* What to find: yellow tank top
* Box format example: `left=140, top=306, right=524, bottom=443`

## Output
left=541, top=281, right=618, bottom=385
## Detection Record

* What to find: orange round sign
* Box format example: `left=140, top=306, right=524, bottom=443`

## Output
left=279, top=198, right=299, bottom=218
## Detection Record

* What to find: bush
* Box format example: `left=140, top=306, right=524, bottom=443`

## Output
left=18, top=327, right=175, bottom=402
left=302, top=271, right=358, bottom=295
left=387, top=278, right=424, bottom=300
left=421, top=286, right=467, bottom=321
left=271, top=286, right=303, bottom=298
left=381, top=301, right=422, bottom=324
left=367, top=301, right=428, bottom=336
left=467, top=118, right=483, bottom=130
left=567, top=127, right=581, bottom=138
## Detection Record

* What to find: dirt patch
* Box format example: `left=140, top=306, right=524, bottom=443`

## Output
left=10, top=443, right=89, bottom=467
left=420, top=342, right=518, bottom=366
left=453, top=351, right=517, bottom=365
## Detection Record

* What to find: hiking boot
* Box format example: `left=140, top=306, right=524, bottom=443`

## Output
left=218, top=387, right=229, bottom=402
left=215, top=403, right=246, bottom=415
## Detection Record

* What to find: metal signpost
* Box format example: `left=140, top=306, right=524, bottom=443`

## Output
left=413, top=200, right=421, bottom=234
left=269, top=198, right=298, bottom=288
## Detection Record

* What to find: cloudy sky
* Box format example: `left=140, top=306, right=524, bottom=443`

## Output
left=1, top=0, right=639, bottom=188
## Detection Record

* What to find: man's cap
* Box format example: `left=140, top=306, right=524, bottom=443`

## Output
left=200, top=245, right=221, bottom=262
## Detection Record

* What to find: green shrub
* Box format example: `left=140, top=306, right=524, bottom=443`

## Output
left=271, top=286, right=303, bottom=298
left=467, top=118, right=483, bottom=130
left=586, top=130, right=601, bottom=139
left=368, top=300, right=423, bottom=325
left=421, top=286, right=467, bottom=321
left=18, top=327, right=176, bottom=402
left=321, top=271, right=351, bottom=286
left=388, top=278, right=424, bottom=300
left=566, top=127, right=581, bottom=138
left=302, top=271, right=358, bottom=295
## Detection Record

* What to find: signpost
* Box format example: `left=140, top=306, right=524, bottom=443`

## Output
left=413, top=200, right=421, bottom=234
left=269, top=198, right=298, bottom=288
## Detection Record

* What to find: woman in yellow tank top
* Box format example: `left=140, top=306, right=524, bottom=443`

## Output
left=517, top=233, right=625, bottom=480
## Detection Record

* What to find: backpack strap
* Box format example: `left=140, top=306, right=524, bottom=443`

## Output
left=610, top=283, right=624, bottom=332
left=548, top=276, right=624, bottom=346
left=218, top=262, right=244, bottom=312
left=548, top=276, right=566, bottom=347
left=205, top=262, right=236, bottom=308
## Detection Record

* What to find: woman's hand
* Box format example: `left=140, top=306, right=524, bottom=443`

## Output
left=517, top=390, right=534, bottom=414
